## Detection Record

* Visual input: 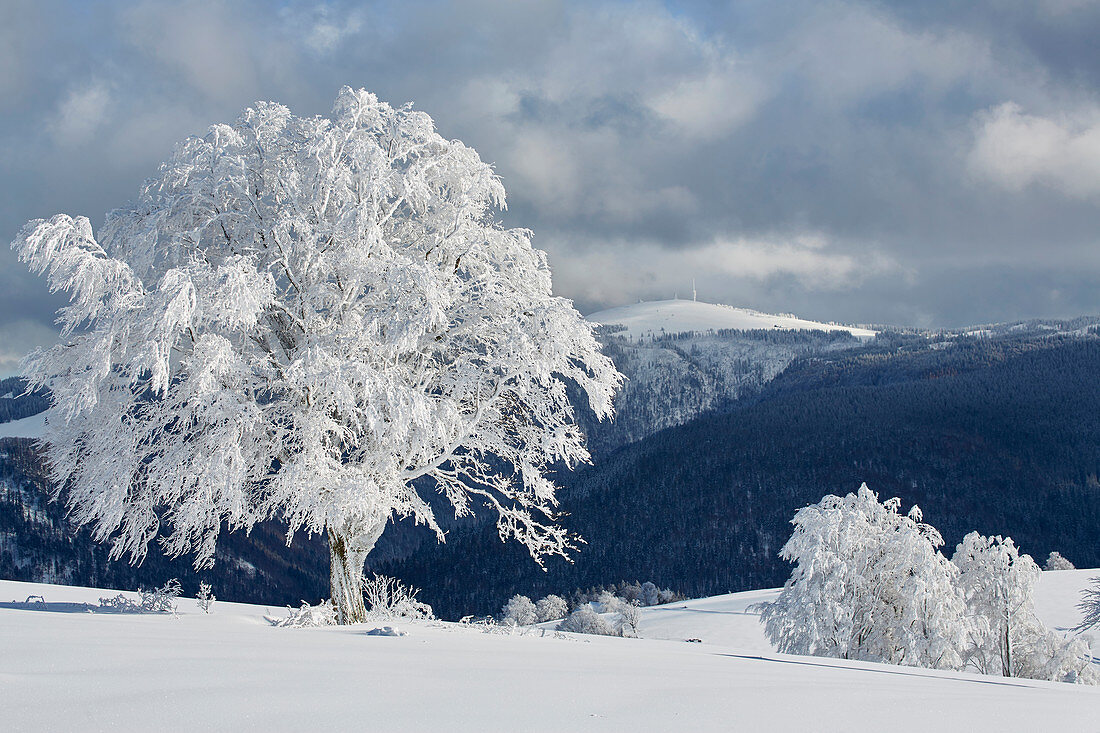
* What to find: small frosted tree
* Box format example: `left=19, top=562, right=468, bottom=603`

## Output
left=535, top=594, right=568, bottom=622
left=12, top=87, right=620, bottom=624
left=761, top=484, right=966, bottom=669
left=501, top=594, right=539, bottom=626
left=1043, top=551, right=1075, bottom=571
left=953, top=533, right=1096, bottom=683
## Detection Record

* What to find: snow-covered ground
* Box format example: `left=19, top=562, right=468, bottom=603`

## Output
left=587, top=299, right=877, bottom=341
left=2, top=572, right=1096, bottom=731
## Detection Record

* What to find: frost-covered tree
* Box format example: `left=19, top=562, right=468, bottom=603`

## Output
left=11, top=87, right=621, bottom=624
left=535, top=594, right=568, bottom=623
left=1043, top=551, right=1075, bottom=571
left=501, top=594, right=538, bottom=626
left=953, top=533, right=1096, bottom=683
left=1078, top=577, right=1100, bottom=631
left=761, top=484, right=966, bottom=669
left=196, top=581, right=215, bottom=614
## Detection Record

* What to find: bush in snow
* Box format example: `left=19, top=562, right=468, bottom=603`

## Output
left=953, top=533, right=1096, bottom=684
left=595, top=592, right=643, bottom=637
left=139, top=579, right=184, bottom=613
left=271, top=600, right=337, bottom=628
left=535, top=594, right=569, bottom=623
left=196, top=581, right=215, bottom=614
left=362, top=575, right=434, bottom=621
left=1043, top=551, right=1076, bottom=571
left=761, top=484, right=966, bottom=670
left=99, top=579, right=183, bottom=614
left=557, top=605, right=616, bottom=636
left=501, top=595, right=539, bottom=626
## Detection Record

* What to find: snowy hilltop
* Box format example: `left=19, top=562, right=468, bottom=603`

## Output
left=578, top=299, right=874, bottom=454
left=587, top=299, right=877, bottom=341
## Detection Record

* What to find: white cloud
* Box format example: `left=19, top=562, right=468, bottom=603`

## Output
left=784, top=5, right=991, bottom=104
left=968, top=102, right=1100, bottom=197
left=648, top=65, right=765, bottom=140
left=549, top=232, right=898, bottom=310
left=122, top=0, right=300, bottom=105
left=48, top=81, right=112, bottom=145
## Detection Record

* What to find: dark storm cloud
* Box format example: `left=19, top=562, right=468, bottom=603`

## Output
left=3, top=0, right=1100, bottom=372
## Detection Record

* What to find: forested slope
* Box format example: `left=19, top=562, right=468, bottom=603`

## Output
left=383, top=335, right=1100, bottom=618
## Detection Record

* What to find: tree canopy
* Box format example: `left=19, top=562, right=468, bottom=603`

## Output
left=12, top=87, right=620, bottom=622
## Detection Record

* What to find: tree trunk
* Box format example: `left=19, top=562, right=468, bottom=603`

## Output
left=327, top=522, right=386, bottom=625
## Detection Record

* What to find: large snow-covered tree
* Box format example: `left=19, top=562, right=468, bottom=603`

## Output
left=761, top=484, right=966, bottom=669
left=11, top=87, right=621, bottom=624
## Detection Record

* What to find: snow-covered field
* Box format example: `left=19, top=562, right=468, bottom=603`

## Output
left=2, top=572, right=1096, bottom=732
left=587, top=299, right=877, bottom=341
left=0, top=412, right=46, bottom=439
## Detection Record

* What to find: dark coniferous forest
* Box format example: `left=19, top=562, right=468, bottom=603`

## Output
left=382, top=331, right=1100, bottom=618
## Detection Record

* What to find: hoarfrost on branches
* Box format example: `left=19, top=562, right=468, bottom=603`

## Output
left=362, top=574, right=434, bottom=621
left=761, top=484, right=966, bottom=670
left=197, top=581, right=215, bottom=614
left=11, top=87, right=621, bottom=624
left=953, top=533, right=1096, bottom=684
left=1078, top=577, right=1100, bottom=632
left=270, top=600, right=338, bottom=628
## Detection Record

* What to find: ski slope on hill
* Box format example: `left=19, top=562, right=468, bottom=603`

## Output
left=1, top=573, right=1096, bottom=732
left=587, top=299, right=877, bottom=341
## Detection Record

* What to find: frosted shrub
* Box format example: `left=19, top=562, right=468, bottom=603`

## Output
left=139, top=579, right=183, bottom=613
left=641, top=582, right=660, bottom=607
left=535, top=595, right=569, bottom=623
left=954, top=533, right=1096, bottom=684
left=1044, top=551, right=1076, bottom=571
left=362, top=575, right=434, bottom=621
left=762, top=484, right=966, bottom=670
left=98, top=593, right=140, bottom=612
left=196, top=581, right=215, bottom=614
left=557, top=605, right=615, bottom=636
left=501, top=595, right=538, bottom=626
left=272, top=600, right=337, bottom=628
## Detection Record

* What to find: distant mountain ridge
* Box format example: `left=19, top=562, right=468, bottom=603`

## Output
left=587, top=299, right=877, bottom=341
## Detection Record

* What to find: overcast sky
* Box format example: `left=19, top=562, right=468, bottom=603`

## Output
left=4, top=0, right=1100, bottom=372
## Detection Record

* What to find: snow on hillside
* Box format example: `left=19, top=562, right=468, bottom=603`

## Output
left=634, top=570, right=1099, bottom=652
left=0, top=412, right=46, bottom=439
left=2, top=575, right=1097, bottom=731
left=587, top=299, right=877, bottom=341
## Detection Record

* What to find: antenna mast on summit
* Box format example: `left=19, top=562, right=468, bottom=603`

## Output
left=692, top=279, right=697, bottom=302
